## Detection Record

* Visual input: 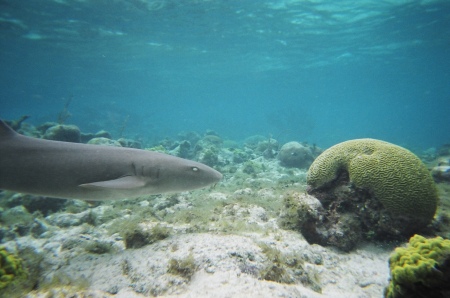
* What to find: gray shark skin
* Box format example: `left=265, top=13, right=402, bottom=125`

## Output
left=0, top=120, right=222, bottom=200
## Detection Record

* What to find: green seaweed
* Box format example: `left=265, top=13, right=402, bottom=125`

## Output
left=84, top=240, right=115, bottom=254
left=167, top=253, right=197, bottom=280
left=258, top=243, right=322, bottom=293
left=121, top=222, right=172, bottom=249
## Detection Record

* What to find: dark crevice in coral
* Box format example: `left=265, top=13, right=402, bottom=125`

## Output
left=302, top=169, right=433, bottom=251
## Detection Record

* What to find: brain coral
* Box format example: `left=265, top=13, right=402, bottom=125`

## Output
left=385, top=235, right=450, bottom=298
left=307, top=138, right=438, bottom=222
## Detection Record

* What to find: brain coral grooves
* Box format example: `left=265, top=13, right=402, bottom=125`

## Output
left=307, top=138, right=438, bottom=222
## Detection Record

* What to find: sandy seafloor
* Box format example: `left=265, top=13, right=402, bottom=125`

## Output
left=1, top=130, right=449, bottom=298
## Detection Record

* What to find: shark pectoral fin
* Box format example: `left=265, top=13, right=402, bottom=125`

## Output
left=79, top=176, right=146, bottom=190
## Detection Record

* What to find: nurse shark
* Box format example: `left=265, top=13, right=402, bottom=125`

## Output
left=0, top=120, right=222, bottom=200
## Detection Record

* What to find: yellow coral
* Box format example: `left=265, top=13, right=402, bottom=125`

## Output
left=307, top=139, right=438, bottom=222
left=0, top=247, right=26, bottom=290
left=385, top=235, right=450, bottom=298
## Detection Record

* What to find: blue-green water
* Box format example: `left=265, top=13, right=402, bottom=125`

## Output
left=1, top=0, right=449, bottom=150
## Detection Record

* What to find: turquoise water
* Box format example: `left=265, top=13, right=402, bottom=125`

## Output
left=1, top=0, right=449, bottom=150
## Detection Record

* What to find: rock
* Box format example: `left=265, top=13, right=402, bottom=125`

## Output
left=16, top=122, right=41, bottom=138
left=20, top=233, right=391, bottom=297
left=256, top=138, right=279, bottom=159
left=278, top=141, right=314, bottom=169
left=80, top=132, right=95, bottom=143
left=46, top=210, right=92, bottom=228
left=170, top=140, right=191, bottom=158
left=242, top=160, right=262, bottom=174
left=207, top=192, right=228, bottom=200
left=5, top=194, right=67, bottom=216
left=95, top=130, right=112, bottom=139
left=244, top=135, right=266, bottom=150
left=324, top=213, right=362, bottom=251
left=234, top=188, right=253, bottom=197
left=437, top=156, right=450, bottom=166
left=231, top=148, right=251, bottom=163
left=421, top=147, right=437, bottom=162
left=30, top=218, right=52, bottom=238
left=177, top=131, right=201, bottom=145
left=87, top=137, right=122, bottom=147
left=123, top=223, right=172, bottom=249
left=43, top=124, right=81, bottom=143
left=256, top=189, right=276, bottom=199
left=437, top=144, right=450, bottom=156
left=197, top=148, right=219, bottom=167
left=45, top=212, right=87, bottom=228
left=118, top=138, right=142, bottom=149
left=5, top=115, right=30, bottom=130
left=0, top=205, right=33, bottom=238
left=432, top=156, right=450, bottom=182
left=432, top=165, right=450, bottom=182
left=197, top=134, right=223, bottom=148
left=44, top=206, right=114, bottom=228
left=278, top=192, right=324, bottom=231
left=37, top=122, right=58, bottom=134
left=25, top=288, right=115, bottom=298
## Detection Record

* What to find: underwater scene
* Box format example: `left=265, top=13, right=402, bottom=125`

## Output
left=1, top=0, right=450, bottom=297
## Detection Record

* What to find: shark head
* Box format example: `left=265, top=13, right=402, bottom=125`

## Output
left=148, top=157, right=223, bottom=193
left=78, top=151, right=223, bottom=197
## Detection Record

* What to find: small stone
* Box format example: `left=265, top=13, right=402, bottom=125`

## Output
left=278, top=141, right=314, bottom=169
left=95, top=130, right=112, bottom=139
left=88, top=137, right=122, bottom=147
left=118, top=138, right=142, bottom=149
left=432, top=165, right=450, bottom=182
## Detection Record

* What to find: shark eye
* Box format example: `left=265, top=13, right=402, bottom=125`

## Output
left=192, top=167, right=199, bottom=172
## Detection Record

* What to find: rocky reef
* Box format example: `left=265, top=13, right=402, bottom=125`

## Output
left=1, top=120, right=449, bottom=297
left=288, top=139, right=439, bottom=251
left=431, top=155, right=450, bottom=183
left=43, top=124, right=81, bottom=143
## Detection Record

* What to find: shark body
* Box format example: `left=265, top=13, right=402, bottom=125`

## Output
left=0, top=120, right=222, bottom=200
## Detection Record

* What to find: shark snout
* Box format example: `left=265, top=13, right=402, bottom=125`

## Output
left=211, top=168, right=223, bottom=183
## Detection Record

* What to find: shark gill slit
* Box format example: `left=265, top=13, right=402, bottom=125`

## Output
left=131, top=162, right=137, bottom=176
